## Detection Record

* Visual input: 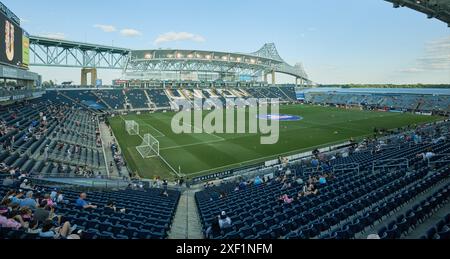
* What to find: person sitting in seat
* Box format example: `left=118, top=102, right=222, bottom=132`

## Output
left=19, top=179, right=33, bottom=190
left=19, top=191, right=37, bottom=210
left=105, top=200, right=126, bottom=213
left=319, top=176, right=327, bottom=185
left=38, top=219, right=78, bottom=239
left=218, top=211, right=232, bottom=230
left=305, top=183, right=319, bottom=196
left=254, top=176, right=263, bottom=186
left=0, top=206, right=24, bottom=230
left=279, top=194, right=293, bottom=204
left=75, top=193, right=97, bottom=209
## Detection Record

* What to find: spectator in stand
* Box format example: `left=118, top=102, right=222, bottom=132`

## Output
left=218, top=211, right=232, bottom=230
left=305, top=183, right=319, bottom=196
left=55, top=191, right=67, bottom=204
left=33, top=200, right=59, bottom=224
left=2, top=175, right=15, bottom=187
left=254, top=176, right=263, bottom=186
left=19, top=191, right=37, bottom=209
left=417, top=148, right=435, bottom=161
left=105, top=200, right=126, bottom=213
left=319, top=175, right=327, bottom=185
left=311, top=158, right=319, bottom=169
left=19, top=179, right=33, bottom=190
left=161, top=179, right=169, bottom=197
left=75, top=193, right=97, bottom=209
left=7, top=190, right=24, bottom=206
left=0, top=205, right=25, bottom=230
left=38, top=219, right=78, bottom=239
left=239, top=179, right=247, bottom=190
left=279, top=194, right=293, bottom=204
left=26, top=219, right=41, bottom=235
left=39, top=194, right=55, bottom=208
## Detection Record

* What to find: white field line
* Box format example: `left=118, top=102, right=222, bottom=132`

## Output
left=138, top=120, right=166, bottom=137
left=119, top=115, right=180, bottom=178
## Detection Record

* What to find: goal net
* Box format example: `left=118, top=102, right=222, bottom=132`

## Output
left=125, top=120, right=139, bottom=135
left=136, top=134, right=160, bottom=158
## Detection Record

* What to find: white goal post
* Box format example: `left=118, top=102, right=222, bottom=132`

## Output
left=136, top=134, right=160, bottom=158
left=125, top=120, right=139, bottom=135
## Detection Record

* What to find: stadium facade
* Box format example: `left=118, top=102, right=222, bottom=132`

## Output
left=385, top=0, right=450, bottom=27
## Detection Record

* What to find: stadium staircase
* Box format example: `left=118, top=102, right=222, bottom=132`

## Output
left=123, top=93, right=131, bottom=110
left=277, top=86, right=295, bottom=102
left=58, top=91, right=99, bottom=114
left=168, top=189, right=204, bottom=239
left=143, top=90, right=155, bottom=110
left=98, top=121, right=128, bottom=179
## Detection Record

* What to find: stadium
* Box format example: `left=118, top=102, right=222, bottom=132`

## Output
left=0, top=0, right=450, bottom=244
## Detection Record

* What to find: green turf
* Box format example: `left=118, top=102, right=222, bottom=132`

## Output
left=108, top=104, right=442, bottom=180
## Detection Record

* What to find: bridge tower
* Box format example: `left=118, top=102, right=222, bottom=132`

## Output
left=271, top=70, right=276, bottom=86
left=81, top=68, right=98, bottom=86
left=264, top=71, right=276, bottom=85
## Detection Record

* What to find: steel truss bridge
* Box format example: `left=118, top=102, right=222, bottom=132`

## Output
left=385, top=0, right=450, bottom=26
left=29, top=36, right=310, bottom=84
left=125, top=43, right=309, bottom=84
left=29, top=36, right=130, bottom=69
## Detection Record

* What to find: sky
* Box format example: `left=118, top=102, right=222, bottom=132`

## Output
left=4, top=0, right=450, bottom=85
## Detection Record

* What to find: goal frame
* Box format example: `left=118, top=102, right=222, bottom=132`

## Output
left=125, top=120, right=139, bottom=136
left=136, top=133, right=160, bottom=158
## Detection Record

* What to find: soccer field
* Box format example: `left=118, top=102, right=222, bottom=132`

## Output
left=108, top=104, right=441, bottom=180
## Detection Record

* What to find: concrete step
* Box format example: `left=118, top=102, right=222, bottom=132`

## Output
left=168, top=190, right=204, bottom=239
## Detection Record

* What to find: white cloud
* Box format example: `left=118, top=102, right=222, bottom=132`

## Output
left=120, top=29, right=142, bottom=37
left=40, top=32, right=66, bottom=40
left=93, top=24, right=116, bottom=33
left=401, top=36, right=450, bottom=73
left=154, top=32, right=206, bottom=45
left=398, top=68, right=425, bottom=73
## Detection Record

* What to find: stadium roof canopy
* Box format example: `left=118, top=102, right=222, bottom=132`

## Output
left=126, top=43, right=309, bottom=81
left=385, top=0, right=450, bottom=26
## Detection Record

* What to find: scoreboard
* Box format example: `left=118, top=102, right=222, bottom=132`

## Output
left=0, top=9, right=28, bottom=69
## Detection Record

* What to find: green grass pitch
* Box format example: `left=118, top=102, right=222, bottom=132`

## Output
left=108, top=104, right=441, bottom=180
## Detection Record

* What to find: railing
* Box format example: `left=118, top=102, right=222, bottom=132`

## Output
left=186, top=189, right=189, bottom=239
left=372, top=158, right=409, bottom=173
left=333, top=163, right=360, bottom=174
left=428, top=153, right=450, bottom=167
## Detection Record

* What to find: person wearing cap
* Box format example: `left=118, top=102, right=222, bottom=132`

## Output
left=19, top=191, right=37, bottom=210
left=218, top=211, right=232, bottom=230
